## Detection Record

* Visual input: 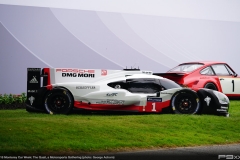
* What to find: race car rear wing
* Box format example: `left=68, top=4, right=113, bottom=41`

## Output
left=27, top=68, right=50, bottom=93
left=26, top=68, right=48, bottom=108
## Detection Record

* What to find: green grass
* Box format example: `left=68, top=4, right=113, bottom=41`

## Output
left=0, top=100, right=240, bottom=155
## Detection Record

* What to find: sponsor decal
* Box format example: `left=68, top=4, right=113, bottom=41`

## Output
left=147, top=97, right=162, bottom=102
left=27, top=90, right=38, bottom=93
left=200, top=77, right=210, bottom=79
left=56, top=69, right=95, bottom=73
left=62, top=73, right=94, bottom=78
left=28, top=68, right=41, bottom=71
left=106, top=93, right=118, bottom=96
left=96, top=99, right=125, bottom=105
left=76, top=86, right=95, bottom=89
left=28, top=96, right=35, bottom=105
left=161, top=92, right=173, bottom=95
left=56, top=69, right=96, bottom=78
left=101, top=70, right=107, bottom=76
left=142, top=71, right=152, bottom=74
left=29, top=76, right=38, bottom=83
left=204, top=96, right=211, bottom=106
left=217, top=109, right=227, bottom=112
left=221, top=106, right=228, bottom=109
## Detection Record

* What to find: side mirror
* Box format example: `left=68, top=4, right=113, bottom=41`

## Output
left=234, top=73, right=238, bottom=77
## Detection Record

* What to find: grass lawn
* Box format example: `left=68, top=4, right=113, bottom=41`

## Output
left=0, top=100, right=240, bottom=155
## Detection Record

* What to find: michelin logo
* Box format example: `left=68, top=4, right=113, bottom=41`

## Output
left=28, top=96, right=35, bottom=105
left=204, top=96, right=211, bottom=106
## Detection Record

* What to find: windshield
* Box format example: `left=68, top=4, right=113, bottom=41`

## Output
left=168, top=64, right=203, bottom=73
left=160, top=79, right=181, bottom=89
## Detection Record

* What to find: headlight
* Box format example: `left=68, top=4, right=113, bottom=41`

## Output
left=212, top=90, right=229, bottom=104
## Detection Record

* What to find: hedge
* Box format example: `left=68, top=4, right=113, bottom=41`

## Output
left=0, top=93, right=27, bottom=109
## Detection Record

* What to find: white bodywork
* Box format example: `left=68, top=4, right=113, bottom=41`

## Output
left=49, top=68, right=180, bottom=107
left=25, top=67, right=230, bottom=116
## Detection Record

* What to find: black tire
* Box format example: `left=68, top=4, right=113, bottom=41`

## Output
left=204, top=83, right=217, bottom=91
left=171, top=90, right=200, bottom=114
left=44, top=88, right=73, bottom=114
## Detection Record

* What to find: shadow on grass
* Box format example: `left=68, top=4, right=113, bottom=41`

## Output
left=70, top=109, right=169, bottom=116
left=1, top=104, right=224, bottom=117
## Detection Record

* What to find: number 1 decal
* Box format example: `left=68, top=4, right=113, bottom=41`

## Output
left=232, top=80, right=235, bottom=92
left=152, top=103, right=156, bottom=111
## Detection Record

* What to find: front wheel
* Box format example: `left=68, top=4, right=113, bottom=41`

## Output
left=171, top=90, right=200, bottom=114
left=44, top=88, right=73, bottom=114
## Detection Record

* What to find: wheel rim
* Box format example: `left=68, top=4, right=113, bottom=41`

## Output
left=177, top=97, right=192, bottom=113
left=172, top=92, right=199, bottom=114
left=47, top=94, right=68, bottom=112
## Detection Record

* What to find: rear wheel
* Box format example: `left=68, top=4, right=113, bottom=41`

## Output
left=44, top=88, right=73, bottom=114
left=204, top=83, right=217, bottom=91
left=171, top=90, right=200, bottom=114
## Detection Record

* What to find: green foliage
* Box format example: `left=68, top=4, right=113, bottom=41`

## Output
left=0, top=93, right=27, bottom=104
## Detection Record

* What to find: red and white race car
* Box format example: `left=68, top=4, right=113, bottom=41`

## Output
left=154, top=61, right=240, bottom=98
left=26, top=67, right=229, bottom=116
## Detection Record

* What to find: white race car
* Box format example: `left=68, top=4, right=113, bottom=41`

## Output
left=26, top=68, right=230, bottom=116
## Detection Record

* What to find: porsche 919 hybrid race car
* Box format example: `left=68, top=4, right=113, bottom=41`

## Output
left=26, top=68, right=230, bottom=116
